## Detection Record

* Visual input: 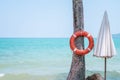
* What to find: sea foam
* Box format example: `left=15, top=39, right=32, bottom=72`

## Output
left=0, top=73, right=5, bottom=77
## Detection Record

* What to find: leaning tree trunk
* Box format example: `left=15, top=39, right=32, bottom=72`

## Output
left=67, top=0, right=85, bottom=80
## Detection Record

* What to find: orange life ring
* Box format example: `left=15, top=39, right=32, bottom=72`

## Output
left=70, top=30, right=94, bottom=56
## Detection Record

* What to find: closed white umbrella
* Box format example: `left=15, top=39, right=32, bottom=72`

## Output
left=93, top=11, right=116, bottom=80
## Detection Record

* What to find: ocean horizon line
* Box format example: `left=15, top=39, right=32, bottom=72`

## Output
left=0, top=33, right=119, bottom=39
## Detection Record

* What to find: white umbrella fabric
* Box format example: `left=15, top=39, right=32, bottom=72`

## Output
left=93, top=11, right=116, bottom=80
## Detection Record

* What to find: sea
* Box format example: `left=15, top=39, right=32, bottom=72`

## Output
left=0, top=38, right=120, bottom=80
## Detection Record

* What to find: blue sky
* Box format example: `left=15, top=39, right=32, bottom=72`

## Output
left=0, top=0, right=120, bottom=38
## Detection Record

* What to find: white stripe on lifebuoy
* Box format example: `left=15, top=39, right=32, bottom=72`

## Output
left=73, top=34, right=77, bottom=38
left=73, top=48, right=77, bottom=52
left=87, top=48, right=91, bottom=51
left=87, top=34, right=91, bottom=37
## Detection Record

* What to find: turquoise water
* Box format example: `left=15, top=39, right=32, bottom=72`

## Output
left=0, top=38, right=120, bottom=80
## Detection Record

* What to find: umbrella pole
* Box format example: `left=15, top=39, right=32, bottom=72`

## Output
left=104, top=57, right=107, bottom=80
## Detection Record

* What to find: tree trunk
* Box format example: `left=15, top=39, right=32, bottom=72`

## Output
left=67, top=0, right=85, bottom=80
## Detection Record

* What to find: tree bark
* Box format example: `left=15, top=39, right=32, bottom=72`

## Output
left=67, top=0, right=85, bottom=80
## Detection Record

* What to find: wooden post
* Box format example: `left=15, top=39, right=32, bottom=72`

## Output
left=104, top=58, right=107, bottom=80
left=67, top=0, right=85, bottom=80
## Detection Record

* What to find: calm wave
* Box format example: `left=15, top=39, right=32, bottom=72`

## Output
left=0, top=38, right=120, bottom=80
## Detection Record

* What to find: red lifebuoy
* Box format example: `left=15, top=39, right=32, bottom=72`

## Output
left=70, top=30, right=94, bottom=56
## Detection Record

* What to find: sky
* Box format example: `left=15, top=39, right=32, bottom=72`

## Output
left=0, top=0, right=120, bottom=38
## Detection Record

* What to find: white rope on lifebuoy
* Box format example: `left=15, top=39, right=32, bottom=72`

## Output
left=72, top=34, right=77, bottom=38
left=73, top=48, right=77, bottom=52
left=87, top=48, right=91, bottom=51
